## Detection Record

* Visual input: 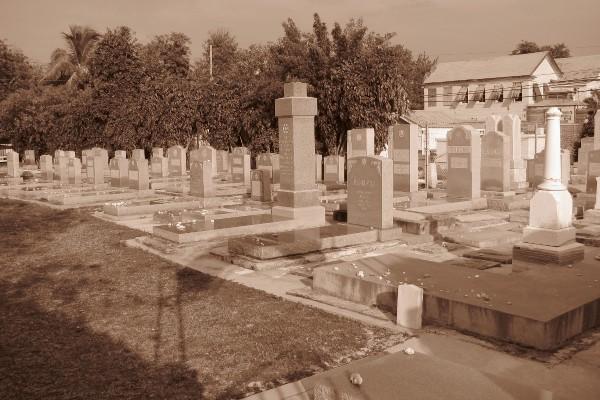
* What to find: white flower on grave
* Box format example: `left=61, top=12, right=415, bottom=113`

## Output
left=404, top=347, right=415, bottom=355
left=357, top=270, right=365, bottom=278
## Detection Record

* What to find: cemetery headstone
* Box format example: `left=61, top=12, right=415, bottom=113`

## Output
left=481, top=131, right=511, bottom=193
left=189, top=159, right=214, bottom=197
left=347, top=156, right=393, bottom=229
left=151, top=151, right=169, bottom=178
left=515, top=107, right=584, bottom=266
left=86, top=155, right=105, bottom=185
left=6, top=151, right=20, bottom=178
left=66, top=151, right=76, bottom=159
left=54, top=150, right=65, bottom=160
left=446, top=125, right=481, bottom=200
left=152, top=147, right=163, bottom=158
left=323, top=155, right=344, bottom=183
left=67, top=157, right=82, bottom=185
left=81, top=149, right=92, bottom=167
left=39, top=155, right=53, bottom=181
left=578, top=137, right=594, bottom=175
left=587, top=149, right=600, bottom=194
left=396, top=284, right=423, bottom=329
left=251, top=168, right=273, bottom=202
left=24, top=150, right=35, bottom=165
left=216, top=150, right=230, bottom=173
left=388, top=122, right=419, bottom=192
left=347, top=128, right=375, bottom=158
left=272, top=82, right=325, bottom=222
left=231, top=147, right=251, bottom=186
left=131, top=149, right=146, bottom=161
left=315, top=154, right=323, bottom=182
left=594, top=112, right=600, bottom=150
left=256, top=153, right=280, bottom=184
left=190, top=146, right=217, bottom=177
left=54, top=156, right=68, bottom=183
left=167, top=145, right=186, bottom=176
left=114, top=150, right=127, bottom=159
left=128, top=158, right=149, bottom=190
left=502, top=114, right=526, bottom=189
left=532, top=150, right=570, bottom=188
left=110, top=157, right=129, bottom=187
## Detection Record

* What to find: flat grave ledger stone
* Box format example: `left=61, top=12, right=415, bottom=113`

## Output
left=189, top=159, right=214, bottom=198
left=231, top=147, right=251, bottom=186
left=315, top=154, right=323, bottom=181
left=216, top=150, right=230, bottom=173
left=39, top=155, right=53, bottom=181
left=347, top=128, right=375, bottom=158
left=110, top=157, right=129, bottom=188
left=388, top=122, right=419, bottom=192
left=6, top=151, right=20, bottom=178
left=67, top=157, right=82, bottom=185
left=24, top=150, right=35, bottom=165
left=131, top=149, right=146, bottom=161
left=446, top=125, right=481, bottom=200
left=481, top=131, right=510, bottom=193
left=587, top=149, right=600, bottom=194
left=86, top=155, right=105, bottom=185
left=347, top=156, right=393, bottom=230
left=257, top=153, right=280, bottom=184
left=128, top=158, right=149, bottom=190
left=323, top=155, right=345, bottom=183
left=397, top=284, right=423, bottom=329
left=167, top=145, right=186, bottom=176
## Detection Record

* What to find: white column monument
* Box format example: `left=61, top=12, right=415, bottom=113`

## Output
left=513, top=108, right=584, bottom=268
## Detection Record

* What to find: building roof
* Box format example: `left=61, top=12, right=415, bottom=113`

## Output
left=556, top=54, right=600, bottom=81
left=404, top=109, right=487, bottom=128
left=424, top=52, right=554, bottom=85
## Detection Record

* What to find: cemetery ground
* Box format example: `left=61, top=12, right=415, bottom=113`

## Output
left=0, top=199, right=407, bottom=400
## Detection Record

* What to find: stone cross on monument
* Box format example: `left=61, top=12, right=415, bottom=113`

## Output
left=272, top=82, right=325, bottom=223
left=513, top=107, right=584, bottom=268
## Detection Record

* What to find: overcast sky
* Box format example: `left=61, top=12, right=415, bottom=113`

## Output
left=2, top=0, right=600, bottom=65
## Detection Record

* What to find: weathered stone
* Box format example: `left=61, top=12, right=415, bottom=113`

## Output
left=323, top=155, right=344, bottom=183
left=447, top=125, right=481, bottom=199
left=347, top=156, right=393, bottom=229
left=389, top=122, right=419, bottom=192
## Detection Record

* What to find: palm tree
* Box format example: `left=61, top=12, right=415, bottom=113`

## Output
left=42, top=25, right=101, bottom=87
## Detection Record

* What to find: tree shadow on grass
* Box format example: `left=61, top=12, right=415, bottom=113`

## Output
left=0, top=281, right=206, bottom=400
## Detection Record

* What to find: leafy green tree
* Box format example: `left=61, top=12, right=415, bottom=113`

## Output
left=511, top=40, right=571, bottom=58
left=271, top=14, right=423, bottom=155
left=42, top=25, right=101, bottom=87
left=0, top=39, right=35, bottom=102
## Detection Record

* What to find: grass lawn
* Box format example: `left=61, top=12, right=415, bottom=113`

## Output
left=0, top=199, right=406, bottom=399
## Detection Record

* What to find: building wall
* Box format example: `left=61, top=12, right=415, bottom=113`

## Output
left=423, top=57, right=561, bottom=119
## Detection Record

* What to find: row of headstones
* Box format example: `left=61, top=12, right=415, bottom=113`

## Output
left=317, top=125, right=421, bottom=192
